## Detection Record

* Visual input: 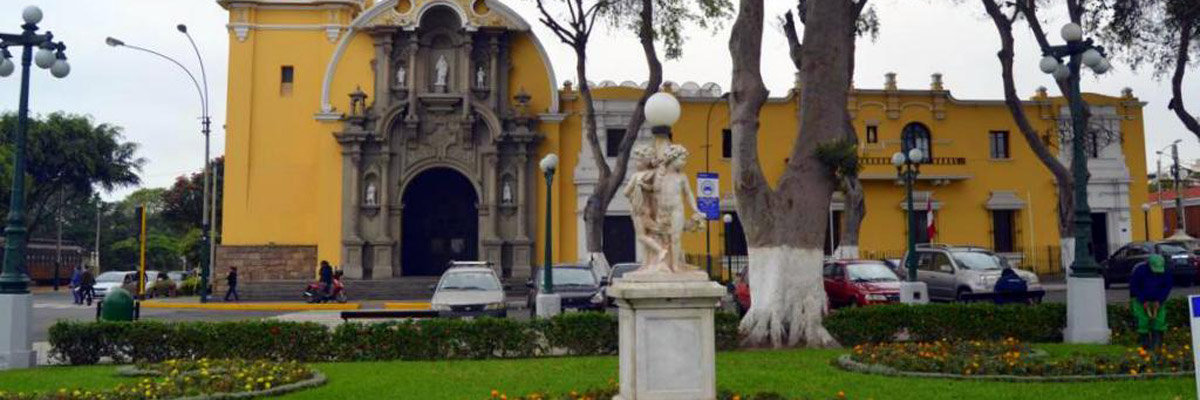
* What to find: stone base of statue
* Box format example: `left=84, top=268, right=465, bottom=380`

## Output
left=609, top=271, right=725, bottom=400
left=0, top=293, right=34, bottom=370
left=1063, top=275, right=1111, bottom=343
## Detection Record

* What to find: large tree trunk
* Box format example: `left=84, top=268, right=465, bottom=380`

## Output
left=730, top=0, right=851, bottom=348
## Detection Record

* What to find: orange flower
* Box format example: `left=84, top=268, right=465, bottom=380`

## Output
left=837, top=390, right=847, bottom=399
left=491, top=390, right=500, bottom=398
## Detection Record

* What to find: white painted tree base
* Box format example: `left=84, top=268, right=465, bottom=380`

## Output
left=833, top=245, right=859, bottom=260
left=738, top=246, right=837, bottom=348
left=609, top=274, right=726, bottom=400
left=1060, top=237, right=1074, bottom=274
left=535, top=293, right=561, bottom=318
left=586, top=252, right=611, bottom=282
left=0, top=293, right=34, bottom=370
left=1063, top=276, right=1111, bottom=344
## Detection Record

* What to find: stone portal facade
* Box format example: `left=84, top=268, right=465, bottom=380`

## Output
left=335, top=4, right=539, bottom=280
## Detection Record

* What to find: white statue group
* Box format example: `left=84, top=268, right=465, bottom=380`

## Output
left=623, top=142, right=707, bottom=274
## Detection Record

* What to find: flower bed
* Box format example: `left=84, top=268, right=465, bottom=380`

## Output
left=840, top=338, right=1194, bottom=381
left=0, top=359, right=324, bottom=400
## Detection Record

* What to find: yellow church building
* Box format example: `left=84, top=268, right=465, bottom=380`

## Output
left=214, top=0, right=1156, bottom=292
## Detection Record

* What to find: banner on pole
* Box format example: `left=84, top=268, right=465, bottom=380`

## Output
left=697, top=172, right=720, bottom=220
left=1189, top=295, right=1200, bottom=395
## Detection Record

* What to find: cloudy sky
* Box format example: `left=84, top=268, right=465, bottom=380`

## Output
left=0, top=0, right=1196, bottom=201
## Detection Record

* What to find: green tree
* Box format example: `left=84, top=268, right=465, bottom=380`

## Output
left=534, top=0, right=731, bottom=271
left=161, top=157, right=223, bottom=236
left=0, top=112, right=143, bottom=237
left=1091, top=0, right=1200, bottom=140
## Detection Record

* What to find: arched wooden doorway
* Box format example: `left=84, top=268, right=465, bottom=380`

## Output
left=401, top=167, right=479, bottom=276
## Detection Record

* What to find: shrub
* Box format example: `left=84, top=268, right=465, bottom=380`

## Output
left=826, top=298, right=1191, bottom=346
left=176, top=276, right=201, bottom=296
left=51, top=311, right=744, bottom=365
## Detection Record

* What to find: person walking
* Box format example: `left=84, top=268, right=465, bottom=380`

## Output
left=69, top=266, right=84, bottom=305
left=80, top=267, right=96, bottom=306
left=224, top=266, right=240, bottom=302
left=1130, top=254, right=1173, bottom=350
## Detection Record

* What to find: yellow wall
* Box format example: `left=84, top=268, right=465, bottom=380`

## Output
left=221, top=2, right=1151, bottom=276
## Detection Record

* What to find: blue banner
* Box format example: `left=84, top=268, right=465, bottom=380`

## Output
left=697, top=172, right=720, bottom=220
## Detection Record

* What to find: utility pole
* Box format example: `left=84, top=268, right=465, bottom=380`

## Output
left=53, top=200, right=61, bottom=291
left=1172, top=141, right=1189, bottom=238
left=94, top=202, right=100, bottom=272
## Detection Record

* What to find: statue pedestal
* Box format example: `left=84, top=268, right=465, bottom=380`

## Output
left=0, top=293, right=34, bottom=369
left=609, top=272, right=725, bottom=400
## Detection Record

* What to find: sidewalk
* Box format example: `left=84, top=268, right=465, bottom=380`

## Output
left=141, top=297, right=367, bottom=311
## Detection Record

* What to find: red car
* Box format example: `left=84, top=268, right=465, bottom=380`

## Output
left=822, top=260, right=901, bottom=307
left=732, top=260, right=900, bottom=315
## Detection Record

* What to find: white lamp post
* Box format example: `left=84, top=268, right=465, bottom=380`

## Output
left=1037, top=21, right=1112, bottom=344
left=0, top=5, right=69, bottom=370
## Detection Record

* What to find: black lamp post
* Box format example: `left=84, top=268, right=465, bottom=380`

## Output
left=540, top=154, right=558, bottom=294
left=0, top=6, right=70, bottom=295
left=1036, top=22, right=1111, bottom=277
left=106, top=27, right=212, bottom=301
left=892, top=148, right=924, bottom=282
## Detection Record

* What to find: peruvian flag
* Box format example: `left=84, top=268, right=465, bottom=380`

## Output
left=926, top=196, right=937, bottom=240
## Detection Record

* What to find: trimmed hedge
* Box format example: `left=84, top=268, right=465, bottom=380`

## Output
left=51, top=312, right=743, bottom=365
left=825, top=298, right=1191, bottom=346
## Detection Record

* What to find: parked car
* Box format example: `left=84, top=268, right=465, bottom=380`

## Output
left=602, top=263, right=641, bottom=306
left=429, top=265, right=507, bottom=318
left=526, top=264, right=605, bottom=315
left=93, top=271, right=135, bottom=298
left=822, top=260, right=902, bottom=308
left=1102, top=241, right=1199, bottom=288
left=903, top=244, right=1044, bottom=302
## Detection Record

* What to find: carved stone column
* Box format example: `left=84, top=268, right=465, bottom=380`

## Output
left=370, top=29, right=395, bottom=113
left=336, top=134, right=366, bottom=279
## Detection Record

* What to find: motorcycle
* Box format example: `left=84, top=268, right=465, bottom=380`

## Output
left=303, top=278, right=346, bottom=303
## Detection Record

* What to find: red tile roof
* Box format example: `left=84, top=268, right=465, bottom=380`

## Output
left=1148, top=187, right=1200, bottom=203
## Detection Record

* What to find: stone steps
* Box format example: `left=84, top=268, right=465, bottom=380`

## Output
left=231, top=278, right=531, bottom=301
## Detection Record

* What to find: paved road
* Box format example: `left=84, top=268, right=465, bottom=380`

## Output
left=30, top=290, right=290, bottom=342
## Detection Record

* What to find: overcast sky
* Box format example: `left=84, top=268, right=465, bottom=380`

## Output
left=0, top=0, right=1196, bottom=201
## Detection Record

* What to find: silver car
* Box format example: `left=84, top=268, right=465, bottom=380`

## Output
left=430, top=266, right=507, bottom=318
left=905, top=245, right=1044, bottom=302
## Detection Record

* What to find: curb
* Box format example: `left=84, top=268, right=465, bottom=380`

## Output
left=141, top=301, right=361, bottom=311
left=383, top=302, right=431, bottom=310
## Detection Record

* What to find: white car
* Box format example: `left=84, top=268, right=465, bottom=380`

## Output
left=93, top=270, right=159, bottom=297
left=430, top=266, right=507, bottom=318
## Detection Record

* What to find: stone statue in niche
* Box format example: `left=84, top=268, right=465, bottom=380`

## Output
left=435, top=55, right=449, bottom=89
left=365, top=182, right=378, bottom=206
left=623, top=143, right=706, bottom=274
left=396, top=65, right=406, bottom=88
left=501, top=179, right=513, bottom=204
left=476, top=66, right=487, bottom=88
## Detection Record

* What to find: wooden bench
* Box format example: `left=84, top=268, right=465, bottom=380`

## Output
left=339, top=310, right=439, bottom=321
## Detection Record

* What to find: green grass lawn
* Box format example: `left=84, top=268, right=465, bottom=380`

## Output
left=1, top=346, right=1194, bottom=400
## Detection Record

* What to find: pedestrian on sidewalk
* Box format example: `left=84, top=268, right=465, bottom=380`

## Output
left=1130, top=254, right=1172, bottom=350
left=225, top=266, right=240, bottom=302
left=69, top=265, right=83, bottom=305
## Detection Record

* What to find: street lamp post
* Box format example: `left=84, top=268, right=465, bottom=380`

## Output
left=1037, top=22, right=1113, bottom=343
left=106, top=28, right=212, bottom=302
left=536, top=154, right=560, bottom=318
left=1170, top=141, right=1189, bottom=239
left=0, top=5, right=70, bottom=370
left=1142, top=203, right=1151, bottom=241
left=892, top=148, right=924, bottom=282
